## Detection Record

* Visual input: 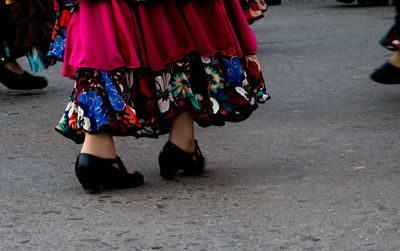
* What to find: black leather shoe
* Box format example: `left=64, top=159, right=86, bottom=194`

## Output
left=75, top=153, right=144, bottom=192
left=158, top=140, right=205, bottom=180
left=371, top=62, right=400, bottom=85
left=0, top=63, right=48, bottom=90
left=102, top=157, right=145, bottom=189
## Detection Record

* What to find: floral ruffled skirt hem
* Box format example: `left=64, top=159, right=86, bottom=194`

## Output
left=56, top=50, right=270, bottom=143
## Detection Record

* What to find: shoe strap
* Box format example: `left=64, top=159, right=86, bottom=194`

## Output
left=185, top=140, right=203, bottom=162
left=164, top=140, right=203, bottom=161
left=85, top=154, right=126, bottom=173
left=193, top=140, right=203, bottom=158
left=115, top=156, right=129, bottom=174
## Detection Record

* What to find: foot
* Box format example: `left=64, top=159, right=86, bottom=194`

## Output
left=0, top=63, right=47, bottom=90
left=370, top=62, right=400, bottom=85
left=75, top=153, right=144, bottom=192
left=158, top=140, right=205, bottom=180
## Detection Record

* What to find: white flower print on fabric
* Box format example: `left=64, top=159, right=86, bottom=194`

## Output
left=155, top=72, right=174, bottom=113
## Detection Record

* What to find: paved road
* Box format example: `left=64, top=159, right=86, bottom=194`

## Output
left=1, top=1, right=399, bottom=250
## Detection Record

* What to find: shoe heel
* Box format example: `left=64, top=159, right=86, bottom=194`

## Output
left=159, top=158, right=180, bottom=180
left=76, top=169, right=101, bottom=192
left=75, top=154, right=101, bottom=192
left=158, top=140, right=205, bottom=180
left=159, top=149, right=180, bottom=180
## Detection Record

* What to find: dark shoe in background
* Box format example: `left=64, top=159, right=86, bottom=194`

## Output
left=268, top=0, right=281, bottom=5
left=368, top=0, right=389, bottom=6
left=0, top=63, right=48, bottom=90
left=371, top=62, right=400, bottom=84
left=336, top=0, right=355, bottom=3
left=336, top=0, right=389, bottom=6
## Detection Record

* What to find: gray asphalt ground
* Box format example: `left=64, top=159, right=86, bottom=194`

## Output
left=1, top=0, right=400, bottom=250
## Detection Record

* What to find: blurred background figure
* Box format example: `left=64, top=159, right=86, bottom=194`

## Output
left=240, top=0, right=268, bottom=24
left=0, top=0, right=55, bottom=90
left=240, top=0, right=281, bottom=24
left=336, top=0, right=389, bottom=6
left=371, top=0, right=400, bottom=84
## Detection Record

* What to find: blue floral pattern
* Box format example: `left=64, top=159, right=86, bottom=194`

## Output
left=48, top=7, right=75, bottom=61
left=222, top=55, right=246, bottom=87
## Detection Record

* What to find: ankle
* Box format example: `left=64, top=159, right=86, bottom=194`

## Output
left=81, top=132, right=117, bottom=159
left=168, top=138, right=196, bottom=153
left=389, top=51, right=400, bottom=68
left=4, top=61, right=25, bottom=75
left=79, top=151, right=117, bottom=159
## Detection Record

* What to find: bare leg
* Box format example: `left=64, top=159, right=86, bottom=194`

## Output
left=81, top=131, right=116, bottom=158
left=169, top=111, right=196, bottom=153
left=4, top=60, right=24, bottom=74
left=80, top=131, right=134, bottom=173
left=159, top=111, right=203, bottom=179
left=389, top=50, right=400, bottom=68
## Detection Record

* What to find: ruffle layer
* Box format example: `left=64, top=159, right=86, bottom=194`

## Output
left=56, top=50, right=270, bottom=143
left=48, top=0, right=259, bottom=77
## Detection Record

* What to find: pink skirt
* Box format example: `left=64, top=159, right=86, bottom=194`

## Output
left=63, top=0, right=258, bottom=77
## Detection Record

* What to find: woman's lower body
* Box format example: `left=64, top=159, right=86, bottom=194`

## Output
left=0, top=0, right=55, bottom=90
left=54, top=0, right=270, bottom=191
left=370, top=0, right=400, bottom=84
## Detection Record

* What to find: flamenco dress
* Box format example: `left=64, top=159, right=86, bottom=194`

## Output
left=49, top=0, right=270, bottom=144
